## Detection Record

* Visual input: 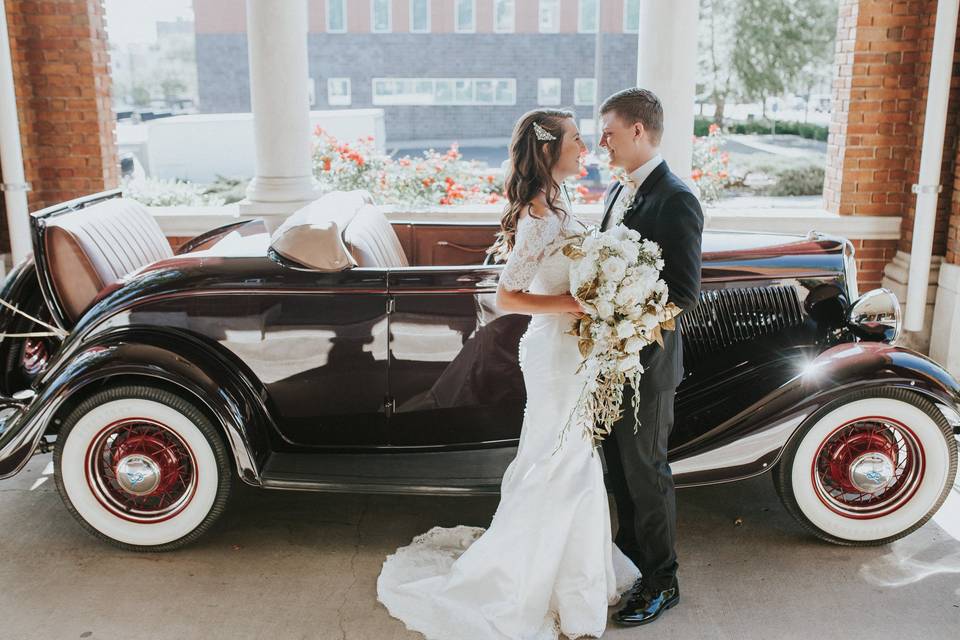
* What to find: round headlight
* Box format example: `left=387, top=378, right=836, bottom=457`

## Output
left=847, top=288, right=901, bottom=343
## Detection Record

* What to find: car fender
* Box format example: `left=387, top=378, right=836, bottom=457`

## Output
left=0, top=327, right=273, bottom=485
left=672, top=341, right=960, bottom=486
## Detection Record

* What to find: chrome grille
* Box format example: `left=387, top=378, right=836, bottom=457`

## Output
left=679, top=285, right=804, bottom=358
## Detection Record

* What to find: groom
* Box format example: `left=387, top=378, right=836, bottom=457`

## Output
left=597, top=88, right=704, bottom=626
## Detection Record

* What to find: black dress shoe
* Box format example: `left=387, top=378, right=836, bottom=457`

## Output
left=611, top=583, right=679, bottom=626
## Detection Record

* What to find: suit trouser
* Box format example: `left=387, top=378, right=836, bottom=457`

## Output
left=600, top=383, right=678, bottom=591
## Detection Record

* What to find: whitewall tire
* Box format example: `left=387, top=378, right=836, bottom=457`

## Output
left=775, top=387, right=957, bottom=545
left=54, top=384, right=231, bottom=551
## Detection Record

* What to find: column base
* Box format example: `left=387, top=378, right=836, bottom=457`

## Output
left=239, top=176, right=320, bottom=232
left=930, top=262, right=960, bottom=380
left=880, top=250, right=942, bottom=354
left=238, top=198, right=318, bottom=233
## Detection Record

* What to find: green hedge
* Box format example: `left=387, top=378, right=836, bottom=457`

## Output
left=695, top=116, right=828, bottom=141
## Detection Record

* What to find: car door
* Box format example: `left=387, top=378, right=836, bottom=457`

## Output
left=214, top=267, right=391, bottom=448
left=386, top=266, right=529, bottom=447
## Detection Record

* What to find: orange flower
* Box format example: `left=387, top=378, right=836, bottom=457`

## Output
left=718, top=170, right=728, bottom=179
left=578, top=167, right=588, bottom=178
left=422, top=178, right=434, bottom=187
left=487, top=194, right=501, bottom=204
left=691, top=169, right=702, bottom=181
left=486, top=175, right=495, bottom=183
left=399, top=158, right=411, bottom=167
left=321, top=157, right=332, bottom=172
left=721, top=152, right=730, bottom=164
left=708, top=123, right=720, bottom=134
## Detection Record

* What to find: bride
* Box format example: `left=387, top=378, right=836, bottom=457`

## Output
left=376, top=109, right=640, bottom=640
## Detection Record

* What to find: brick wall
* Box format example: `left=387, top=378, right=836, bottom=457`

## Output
left=0, top=0, right=118, bottom=253
left=949, top=131, right=960, bottom=266
left=824, top=0, right=960, bottom=286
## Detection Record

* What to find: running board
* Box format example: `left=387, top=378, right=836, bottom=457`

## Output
left=260, top=447, right=517, bottom=496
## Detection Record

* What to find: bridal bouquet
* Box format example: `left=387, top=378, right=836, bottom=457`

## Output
left=559, top=224, right=682, bottom=448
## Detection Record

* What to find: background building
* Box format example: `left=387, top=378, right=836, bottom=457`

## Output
left=194, top=0, right=641, bottom=142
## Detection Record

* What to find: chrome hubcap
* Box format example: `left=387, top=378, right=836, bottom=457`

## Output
left=115, top=454, right=162, bottom=496
left=848, top=452, right=895, bottom=493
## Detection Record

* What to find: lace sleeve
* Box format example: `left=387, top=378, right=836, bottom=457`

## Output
left=499, top=213, right=563, bottom=292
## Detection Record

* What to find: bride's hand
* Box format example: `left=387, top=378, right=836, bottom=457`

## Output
left=565, top=295, right=588, bottom=318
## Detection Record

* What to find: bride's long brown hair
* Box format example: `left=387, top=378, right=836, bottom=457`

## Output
left=489, top=108, right=576, bottom=259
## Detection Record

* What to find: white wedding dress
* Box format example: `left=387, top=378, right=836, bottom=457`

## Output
left=377, top=202, right=641, bottom=640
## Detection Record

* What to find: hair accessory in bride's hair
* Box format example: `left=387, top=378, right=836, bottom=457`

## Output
left=533, top=121, right=557, bottom=141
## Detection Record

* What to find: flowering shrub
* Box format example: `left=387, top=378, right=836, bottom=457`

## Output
left=691, top=123, right=733, bottom=202
left=122, top=177, right=227, bottom=207
left=312, top=127, right=505, bottom=207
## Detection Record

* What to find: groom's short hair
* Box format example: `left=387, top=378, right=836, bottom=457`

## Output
left=600, top=88, right=663, bottom=146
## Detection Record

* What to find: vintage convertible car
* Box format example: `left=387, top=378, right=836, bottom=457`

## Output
left=0, top=189, right=958, bottom=552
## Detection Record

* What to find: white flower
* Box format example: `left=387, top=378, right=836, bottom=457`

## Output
left=601, top=256, right=627, bottom=281
left=595, top=300, right=614, bottom=320
left=624, top=336, right=644, bottom=353
left=618, top=354, right=640, bottom=372
left=615, top=319, right=635, bottom=339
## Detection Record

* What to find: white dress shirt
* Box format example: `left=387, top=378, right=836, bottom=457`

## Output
left=606, top=153, right=663, bottom=229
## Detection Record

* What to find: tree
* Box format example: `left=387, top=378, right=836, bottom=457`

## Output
left=698, top=0, right=739, bottom=125
left=731, top=0, right=838, bottom=118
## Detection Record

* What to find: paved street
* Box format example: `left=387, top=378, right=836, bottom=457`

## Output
left=1, top=453, right=958, bottom=640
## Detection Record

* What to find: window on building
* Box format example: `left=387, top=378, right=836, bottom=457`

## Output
left=624, top=0, right=640, bottom=33
left=574, top=78, right=596, bottom=105
left=578, top=0, right=598, bottom=33
left=328, top=77, right=351, bottom=105
left=372, top=78, right=516, bottom=105
left=538, top=78, right=561, bottom=105
left=494, top=0, right=515, bottom=33
left=455, top=0, right=476, bottom=33
left=539, top=0, right=559, bottom=33
left=410, top=0, right=430, bottom=33
left=327, top=0, right=347, bottom=33
left=371, top=0, right=391, bottom=33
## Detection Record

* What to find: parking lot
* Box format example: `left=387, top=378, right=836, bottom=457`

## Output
left=1, top=453, right=958, bottom=640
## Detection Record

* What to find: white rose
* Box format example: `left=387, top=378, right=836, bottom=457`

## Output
left=615, top=319, right=635, bottom=339
left=595, top=300, right=614, bottom=320
left=601, top=257, right=627, bottom=282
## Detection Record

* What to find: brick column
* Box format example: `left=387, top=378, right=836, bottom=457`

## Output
left=0, top=0, right=118, bottom=254
left=824, top=0, right=960, bottom=353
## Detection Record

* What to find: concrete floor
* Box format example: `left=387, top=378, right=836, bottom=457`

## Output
left=1, top=453, right=958, bottom=640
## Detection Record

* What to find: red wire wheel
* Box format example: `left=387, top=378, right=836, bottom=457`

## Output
left=812, top=416, right=924, bottom=519
left=85, top=417, right=199, bottom=523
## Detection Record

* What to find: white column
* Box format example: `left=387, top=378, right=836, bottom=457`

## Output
left=0, top=0, right=31, bottom=264
left=930, top=262, right=960, bottom=380
left=635, top=0, right=699, bottom=183
left=242, top=0, right=317, bottom=220
left=904, top=0, right=959, bottom=331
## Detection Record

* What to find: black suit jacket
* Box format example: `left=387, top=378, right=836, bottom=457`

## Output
left=601, top=160, right=704, bottom=391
